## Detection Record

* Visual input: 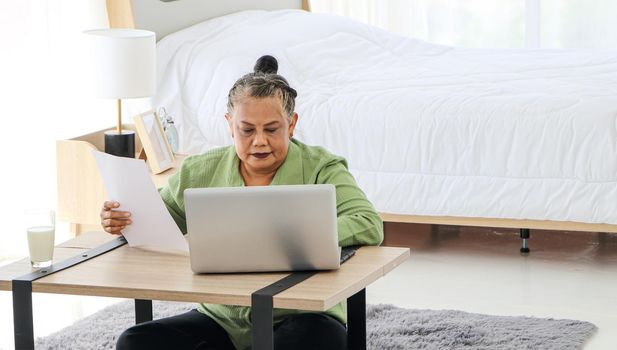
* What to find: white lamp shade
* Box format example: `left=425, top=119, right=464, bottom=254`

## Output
left=85, top=29, right=156, bottom=99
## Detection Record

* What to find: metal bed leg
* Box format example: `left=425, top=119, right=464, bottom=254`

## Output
left=520, top=228, right=530, bottom=254
left=135, top=299, right=153, bottom=324
left=347, top=288, right=366, bottom=350
left=13, top=279, right=34, bottom=350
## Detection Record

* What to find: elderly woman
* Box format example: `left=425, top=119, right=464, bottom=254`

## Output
left=100, top=56, right=383, bottom=350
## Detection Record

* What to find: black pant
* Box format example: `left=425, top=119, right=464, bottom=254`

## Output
left=116, top=309, right=347, bottom=350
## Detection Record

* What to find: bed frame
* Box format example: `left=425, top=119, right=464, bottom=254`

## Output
left=103, top=0, right=617, bottom=252
left=106, top=0, right=311, bottom=41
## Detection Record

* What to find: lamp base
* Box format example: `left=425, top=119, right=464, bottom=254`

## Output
left=104, top=130, right=135, bottom=158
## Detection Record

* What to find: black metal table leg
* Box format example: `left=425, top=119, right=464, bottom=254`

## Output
left=11, top=236, right=127, bottom=350
left=135, top=299, right=153, bottom=324
left=12, top=279, right=34, bottom=350
left=347, top=288, right=366, bottom=350
left=252, top=292, right=274, bottom=350
left=251, top=272, right=316, bottom=350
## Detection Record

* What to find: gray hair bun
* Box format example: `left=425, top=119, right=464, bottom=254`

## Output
left=226, top=55, right=297, bottom=117
left=254, top=55, right=278, bottom=74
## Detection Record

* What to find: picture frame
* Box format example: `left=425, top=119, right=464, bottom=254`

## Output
left=133, top=109, right=175, bottom=174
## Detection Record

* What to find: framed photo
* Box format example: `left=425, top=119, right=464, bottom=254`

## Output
left=133, top=110, right=175, bottom=174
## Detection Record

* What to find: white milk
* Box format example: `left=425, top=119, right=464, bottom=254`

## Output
left=27, top=225, right=55, bottom=264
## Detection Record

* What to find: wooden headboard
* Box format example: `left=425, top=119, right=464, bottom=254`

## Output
left=106, top=0, right=311, bottom=41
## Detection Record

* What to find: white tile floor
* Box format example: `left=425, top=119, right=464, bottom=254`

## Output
left=1, top=224, right=615, bottom=349
left=369, top=224, right=617, bottom=349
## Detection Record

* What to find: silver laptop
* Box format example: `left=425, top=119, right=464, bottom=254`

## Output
left=184, top=184, right=341, bottom=273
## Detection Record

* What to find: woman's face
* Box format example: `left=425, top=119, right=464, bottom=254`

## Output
left=226, top=96, right=298, bottom=176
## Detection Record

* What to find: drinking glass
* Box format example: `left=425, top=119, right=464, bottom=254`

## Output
left=25, top=209, right=56, bottom=268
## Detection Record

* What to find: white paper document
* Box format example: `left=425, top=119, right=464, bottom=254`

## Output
left=92, top=150, right=189, bottom=253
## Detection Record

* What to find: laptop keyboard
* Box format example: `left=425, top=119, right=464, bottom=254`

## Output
left=340, top=246, right=359, bottom=264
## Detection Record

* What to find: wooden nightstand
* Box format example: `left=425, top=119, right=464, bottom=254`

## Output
left=56, top=126, right=185, bottom=234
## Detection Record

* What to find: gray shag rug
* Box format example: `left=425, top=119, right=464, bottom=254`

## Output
left=36, top=301, right=596, bottom=350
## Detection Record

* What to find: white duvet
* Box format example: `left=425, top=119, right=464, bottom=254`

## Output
left=152, top=10, right=617, bottom=224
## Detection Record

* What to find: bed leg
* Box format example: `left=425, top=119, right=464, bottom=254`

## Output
left=520, top=228, right=530, bottom=254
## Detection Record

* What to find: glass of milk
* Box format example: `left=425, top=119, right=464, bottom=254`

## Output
left=25, top=209, right=56, bottom=268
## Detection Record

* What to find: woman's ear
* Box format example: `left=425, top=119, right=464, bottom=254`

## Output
left=225, top=113, right=234, bottom=138
left=288, top=113, right=298, bottom=138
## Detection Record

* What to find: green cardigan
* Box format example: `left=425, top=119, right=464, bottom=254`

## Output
left=159, top=139, right=383, bottom=350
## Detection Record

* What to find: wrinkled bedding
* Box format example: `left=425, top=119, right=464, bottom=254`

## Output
left=151, top=10, right=617, bottom=224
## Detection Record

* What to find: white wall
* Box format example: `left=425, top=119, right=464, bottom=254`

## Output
left=0, top=0, right=112, bottom=259
left=311, top=0, right=617, bottom=48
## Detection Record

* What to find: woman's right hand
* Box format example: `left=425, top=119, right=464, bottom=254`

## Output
left=100, top=201, right=132, bottom=235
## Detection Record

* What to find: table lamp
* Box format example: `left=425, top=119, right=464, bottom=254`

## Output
left=85, top=29, right=156, bottom=158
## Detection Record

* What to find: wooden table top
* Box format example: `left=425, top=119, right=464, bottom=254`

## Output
left=1, top=231, right=410, bottom=311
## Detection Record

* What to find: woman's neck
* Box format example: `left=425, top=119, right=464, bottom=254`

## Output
left=240, top=163, right=276, bottom=186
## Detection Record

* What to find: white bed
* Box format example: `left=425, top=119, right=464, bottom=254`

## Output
left=113, top=0, right=617, bottom=234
